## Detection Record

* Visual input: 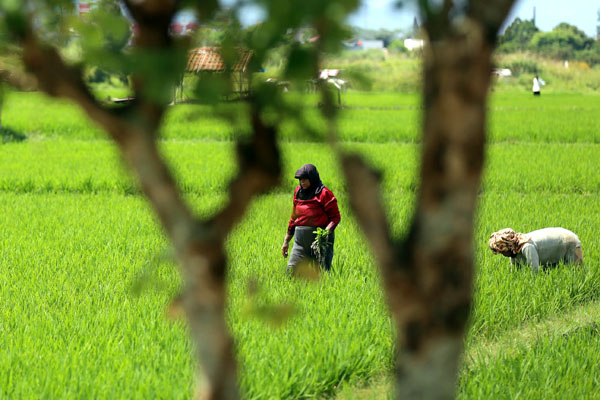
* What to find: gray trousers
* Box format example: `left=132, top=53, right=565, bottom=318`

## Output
left=286, top=226, right=335, bottom=273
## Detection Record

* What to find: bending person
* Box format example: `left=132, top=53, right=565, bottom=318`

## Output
left=281, top=164, right=341, bottom=273
left=489, top=227, right=583, bottom=273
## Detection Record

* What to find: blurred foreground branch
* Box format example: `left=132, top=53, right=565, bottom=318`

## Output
left=6, top=1, right=285, bottom=398
left=334, top=0, right=517, bottom=398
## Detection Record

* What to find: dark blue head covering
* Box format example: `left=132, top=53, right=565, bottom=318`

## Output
left=294, top=164, right=325, bottom=200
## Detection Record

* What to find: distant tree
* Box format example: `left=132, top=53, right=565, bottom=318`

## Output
left=190, top=8, right=244, bottom=48
left=412, top=16, right=419, bottom=37
left=388, top=39, right=408, bottom=54
left=530, top=22, right=594, bottom=59
left=352, top=26, right=403, bottom=45
left=374, top=28, right=397, bottom=47
left=191, top=26, right=224, bottom=47
left=497, top=17, right=538, bottom=52
left=597, top=9, right=600, bottom=40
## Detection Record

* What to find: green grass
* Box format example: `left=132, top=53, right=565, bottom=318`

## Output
left=460, top=324, right=600, bottom=399
left=2, top=89, right=600, bottom=398
left=5, top=90, right=599, bottom=143
left=0, top=193, right=192, bottom=399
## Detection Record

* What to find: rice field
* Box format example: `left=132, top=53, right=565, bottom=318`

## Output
left=1, top=89, right=600, bottom=399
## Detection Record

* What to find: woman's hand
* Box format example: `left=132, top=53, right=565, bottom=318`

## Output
left=281, top=242, right=289, bottom=258
left=282, top=234, right=292, bottom=258
left=325, top=222, right=335, bottom=235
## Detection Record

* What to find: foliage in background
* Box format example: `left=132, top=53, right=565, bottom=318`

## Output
left=498, top=17, right=600, bottom=66
left=493, top=53, right=600, bottom=92
left=530, top=23, right=596, bottom=60
left=350, top=26, right=407, bottom=46
left=503, top=58, right=540, bottom=76
left=497, top=17, right=539, bottom=53
left=597, top=8, right=600, bottom=40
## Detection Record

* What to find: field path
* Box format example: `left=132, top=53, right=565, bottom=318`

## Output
left=330, top=300, right=600, bottom=399
left=464, top=300, right=600, bottom=366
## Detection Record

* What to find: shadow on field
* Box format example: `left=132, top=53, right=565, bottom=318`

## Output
left=1, top=127, right=26, bottom=143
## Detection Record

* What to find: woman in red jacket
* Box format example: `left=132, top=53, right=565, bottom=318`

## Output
left=281, top=164, right=341, bottom=272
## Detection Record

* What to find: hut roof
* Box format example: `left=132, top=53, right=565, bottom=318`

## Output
left=186, top=47, right=253, bottom=73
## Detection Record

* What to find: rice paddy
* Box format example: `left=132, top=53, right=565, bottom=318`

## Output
left=1, top=89, right=599, bottom=398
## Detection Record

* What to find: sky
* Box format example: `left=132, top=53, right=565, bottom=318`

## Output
left=347, top=0, right=599, bottom=37
left=75, top=0, right=599, bottom=37
left=176, top=0, right=599, bottom=38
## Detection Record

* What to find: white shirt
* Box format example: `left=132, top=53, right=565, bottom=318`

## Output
left=511, top=227, right=581, bottom=273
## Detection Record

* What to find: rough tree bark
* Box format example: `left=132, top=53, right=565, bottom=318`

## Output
left=340, top=1, right=516, bottom=398
left=11, top=2, right=282, bottom=399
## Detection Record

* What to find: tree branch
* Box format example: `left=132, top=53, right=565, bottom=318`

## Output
left=212, top=110, right=281, bottom=239
left=336, top=1, right=517, bottom=398
left=468, top=0, right=519, bottom=41
left=0, top=68, right=37, bottom=91
left=20, top=35, right=132, bottom=139
left=340, top=155, right=395, bottom=276
left=183, top=106, right=282, bottom=400
left=10, top=3, right=280, bottom=398
left=122, top=0, right=177, bottom=47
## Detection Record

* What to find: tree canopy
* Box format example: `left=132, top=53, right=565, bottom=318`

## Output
left=530, top=23, right=596, bottom=60
left=497, top=16, right=600, bottom=65
left=497, top=17, right=538, bottom=53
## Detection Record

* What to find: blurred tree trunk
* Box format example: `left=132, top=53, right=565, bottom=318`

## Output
left=341, top=1, right=517, bottom=398
left=4, top=0, right=360, bottom=397
left=10, top=2, right=284, bottom=398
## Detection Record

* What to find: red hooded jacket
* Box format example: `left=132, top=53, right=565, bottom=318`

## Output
left=287, top=186, right=341, bottom=235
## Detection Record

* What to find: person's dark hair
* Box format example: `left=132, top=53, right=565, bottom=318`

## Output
left=294, top=164, right=325, bottom=200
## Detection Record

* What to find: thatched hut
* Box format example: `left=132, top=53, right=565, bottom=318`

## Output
left=175, top=46, right=254, bottom=103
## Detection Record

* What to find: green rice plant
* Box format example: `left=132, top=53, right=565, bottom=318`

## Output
left=2, top=89, right=600, bottom=398
left=3, top=90, right=600, bottom=144
left=470, top=191, right=600, bottom=341
left=2, top=91, right=104, bottom=140
left=0, top=193, right=192, bottom=399
left=459, top=323, right=600, bottom=399
left=311, top=227, right=332, bottom=268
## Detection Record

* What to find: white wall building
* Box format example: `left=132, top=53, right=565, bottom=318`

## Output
left=404, top=38, right=424, bottom=51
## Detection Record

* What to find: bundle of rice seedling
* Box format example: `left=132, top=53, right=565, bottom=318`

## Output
left=311, top=227, right=331, bottom=268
